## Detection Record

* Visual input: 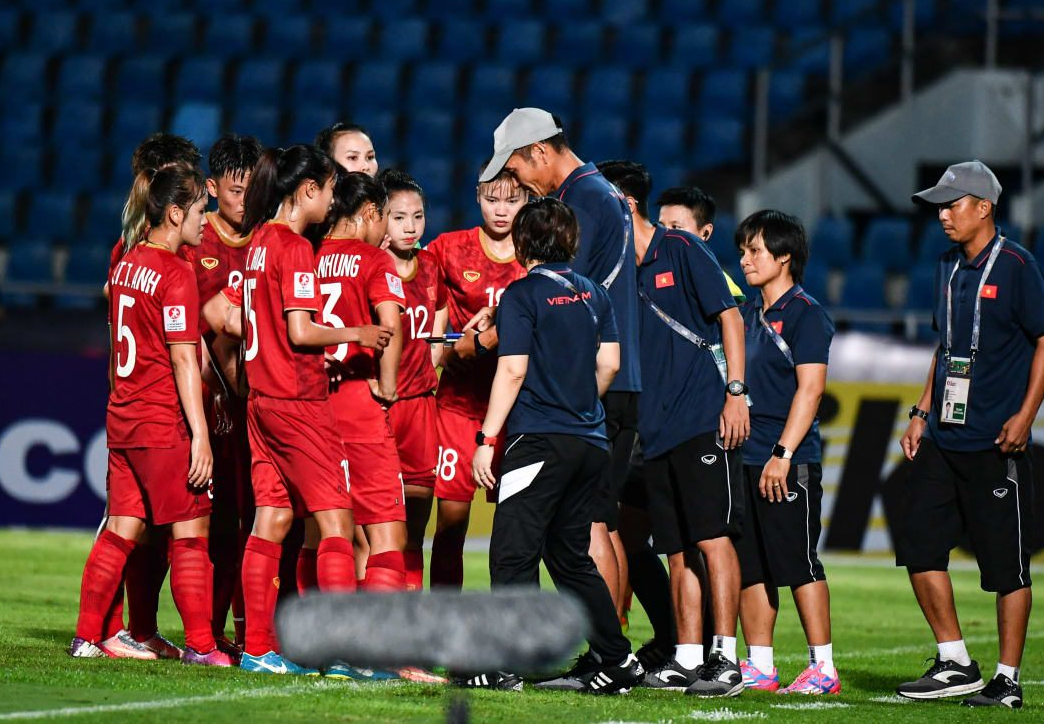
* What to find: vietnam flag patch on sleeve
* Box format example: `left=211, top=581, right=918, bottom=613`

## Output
left=981, top=284, right=997, bottom=299
left=655, top=271, right=675, bottom=288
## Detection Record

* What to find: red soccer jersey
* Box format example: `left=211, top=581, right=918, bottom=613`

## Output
left=396, top=249, right=447, bottom=399
left=315, top=236, right=405, bottom=442
left=242, top=221, right=327, bottom=400
left=426, top=227, right=526, bottom=418
left=106, top=243, right=200, bottom=448
left=180, top=212, right=253, bottom=326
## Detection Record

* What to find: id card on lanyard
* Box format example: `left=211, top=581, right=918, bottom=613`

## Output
left=941, top=237, right=1004, bottom=425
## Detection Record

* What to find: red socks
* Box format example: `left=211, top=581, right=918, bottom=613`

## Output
left=296, top=548, right=318, bottom=595
left=102, top=582, right=125, bottom=639
left=404, top=550, right=424, bottom=591
left=76, top=530, right=135, bottom=642
left=430, top=531, right=465, bottom=589
left=364, top=551, right=406, bottom=591
left=170, top=537, right=216, bottom=653
left=241, top=535, right=282, bottom=656
left=316, top=537, right=356, bottom=592
left=126, top=539, right=168, bottom=641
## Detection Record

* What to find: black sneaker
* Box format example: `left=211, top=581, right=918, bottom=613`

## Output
left=962, top=674, right=1023, bottom=709
left=585, top=654, right=645, bottom=695
left=635, top=638, right=673, bottom=673
left=896, top=657, right=985, bottom=700
left=684, top=652, right=743, bottom=698
left=533, top=650, right=604, bottom=691
left=642, top=654, right=702, bottom=691
left=452, top=671, right=523, bottom=691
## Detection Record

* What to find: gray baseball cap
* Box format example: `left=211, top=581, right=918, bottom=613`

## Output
left=912, top=160, right=1002, bottom=205
left=478, top=108, right=563, bottom=183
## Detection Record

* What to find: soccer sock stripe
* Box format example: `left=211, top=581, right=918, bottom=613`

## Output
left=170, top=537, right=216, bottom=653
left=126, top=539, right=168, bottom=641
left=296, top=547, right=318, bottom=595
left=316, top=536, right=356, bottom=592
left=403, top=550, right=424, bottom=591
left=76, top=529, right=135, bottom=643
left=364, top=550, right=406, bottom=591
left=242, top=535, right=282, bottom=656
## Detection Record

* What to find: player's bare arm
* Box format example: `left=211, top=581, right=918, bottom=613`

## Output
left=285, top=309, right=392, bottom=350
left=996, top=335, right=1044, bottom=453
left=430, top=306, right=449, bottom=368
left=169, top=341, right=213, bottom=489
left=370, top=300, right=403, bottom=406
left=595, top=342, right=621, bottom=398
left=718, top=306, right=749, bottom=450
left=901, top=351, right=936, bottom=461
left=473, top=354, right=528, bottom=489
left=761, top=363, right=827, bottom=503
left=202, top=291, right=236, bottom=338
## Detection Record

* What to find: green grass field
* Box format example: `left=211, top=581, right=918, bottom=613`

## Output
left=0, top=529, right=1041, bottom=723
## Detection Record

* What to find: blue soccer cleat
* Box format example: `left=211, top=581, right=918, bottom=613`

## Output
left=240, top=650, right=319, bottom=676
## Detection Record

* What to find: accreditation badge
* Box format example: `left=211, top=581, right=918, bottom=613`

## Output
left=941, top=356, right=972, bottom=425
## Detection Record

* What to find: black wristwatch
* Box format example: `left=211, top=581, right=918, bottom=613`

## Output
left=727, top=380, right=748, bottom=397
left=475, top=430, right=497, bottom=447
left=772, top=444, right=793, bottom=460
left=908, top=406, right=929, bottom=421
left=473, top=331, right=489, bottom=357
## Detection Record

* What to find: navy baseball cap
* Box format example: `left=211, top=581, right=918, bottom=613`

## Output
left=912, top=160, right=1002, bottom=205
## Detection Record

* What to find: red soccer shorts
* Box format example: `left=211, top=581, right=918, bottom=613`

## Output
left=434, top=405, right=502, bottom=503
left=246, top=394, right=351, bottom=514
left=107, top=439, right=212, bottom=525
left=388, top=393, right=438, bottom=489
left=343, top=439, right=406, bottom=525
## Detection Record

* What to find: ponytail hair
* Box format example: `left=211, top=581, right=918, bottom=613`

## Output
left=241, top=144, right=336, bottom=235
left=121, top=163, right=205, bottom=250
left=307, top=169, right=387, bottom=245
left=377, top=168, right=425, bottom=205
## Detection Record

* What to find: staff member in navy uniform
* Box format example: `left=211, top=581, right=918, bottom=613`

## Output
left=465, top=197, right=642, bottom=695
left=732, top=210, right=839, bottom=696
left=896, top=160, right=1044, bottom=709
left=635, top=190, right=749, bottom=697
left=481, top=108, right=640, bottom=626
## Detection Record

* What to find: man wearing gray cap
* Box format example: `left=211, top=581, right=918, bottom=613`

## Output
left=481, top=108, right=641, bottom=631
left=895, top=160, right=1044, bottom=709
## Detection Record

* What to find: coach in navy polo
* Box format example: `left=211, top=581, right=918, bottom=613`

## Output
left=896, top=160, right=1044, bottom=709
left=481, top=108, right=640, bottom=619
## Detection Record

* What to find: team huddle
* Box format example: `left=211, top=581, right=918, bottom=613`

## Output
left=65, top=108, right=1035, bottom=708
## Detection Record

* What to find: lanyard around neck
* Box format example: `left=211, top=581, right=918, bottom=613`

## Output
left=945, top=237, right=1004, bottom=358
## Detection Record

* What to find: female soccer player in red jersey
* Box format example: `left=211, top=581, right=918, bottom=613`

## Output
left=378, top=169, right=449, bottom=591
left=311, top=171, right=409, bottom=593
left=315, top=122, right=378, bottom=177
left=423, top=167, right=528, bottom=589
left=236, top=146, right=392, bottom=674
left=70, top=163, right=232, bottom=667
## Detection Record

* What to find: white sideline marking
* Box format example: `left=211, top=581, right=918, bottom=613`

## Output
left=868, top=695, right=912, bottom=704
left=770, top=701, right=851, bottom=710
left=688, top=711, right=767, bottom=721
left=0, top=681, right=349, bottom=720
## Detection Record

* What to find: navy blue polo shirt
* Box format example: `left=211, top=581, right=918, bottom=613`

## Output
left=741, top=285, right=834, bottom=466
left=926, top=235, right=1044, bottom=451
left=552, top=162, right=640, bottom=394
left=496, top=263, right=619, bottom=448
left=636, top=227, right=736, bottom=459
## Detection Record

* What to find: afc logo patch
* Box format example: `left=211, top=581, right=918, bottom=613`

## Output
left=163, top=305, right=186, bottom=332
left=463, top=270, right=481, bottom=283
left=294, top=272, right=315, bottom=299
left=426, top=285, right=437, bottom=302
left=386, top=272, right=405, bottom=299
left=200, top=257, right=219, bottom=270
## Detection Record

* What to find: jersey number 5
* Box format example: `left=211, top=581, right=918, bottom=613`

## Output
left=243, top=278, right=259, bottom=362
left=115, top=294, right=136, bottom=378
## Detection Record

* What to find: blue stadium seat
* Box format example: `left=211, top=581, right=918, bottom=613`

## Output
left=552, top=0, right=594, bottom=19
left=810, top=216, right=855, bottom=268
left=659, top=0, right=710, bottom=22
left=647, top=164, right=687, bottom=192
left=0, top=191, right=16, bottom=241
left=435, top=19, right=488, bottom=63
left=917, top=222, right=951, bottom=262
left=610, top=23, right=661, bottom=69
left=349, top=62, right=402, bottom=111
left=87, top=191, right=130, bottom=243
left=840, top=262, right=888, bottom=316
left=56, top=55, right=107, bottom=102
left=145, top=12, right=197, bottom=53
left=495, top=20, right=545, bottom=64
left=3, top=54, right=49, bottom=103
left=887, top=0, right=936, bottom=31
left=422, top=206, right=453, bottom=240
left=728, top=27, right=776, bottom=69
left=463, top=111, right=505, bottom=157
left=523, top=66, right=574, bottom=114
left=367, top=0, right=420, bottom=20
left=423, top=0, right=474, bottom=16
left=2, top=239, right=53, bottom=307
left=28, top=11, right=80, bottom=54
left=2, top=103, right=44, bottom=143
left=351, top=112, right=398, bottom=160
left=485, top=0, right=531, bottom=18
left=406, top=112, right=454, bottom=159
left=291, top=60, right=342, bottom=108
left=580, top=117, right=629, bottom=162
left=87, top=12, right=137, bottom=54
left=111, top=103, right=162, bottom=147
left=640, top=67, right=691, bottom=115
left=906, top=262, right=937, bottom=311
left=117, top=56, right=169, bottom=104
left=170, top=102, right=221, bottom=152
left=202, top=14, right=255, bottom=58
left=287, top=106, right=334, bottom=145
left=0, top=9, right=22, bottom=50
left=580, top=68, right=633, bottom=114
left=718, top=0, right=764, bottom=28
left=0, top=146, right=45, bottom=191
left=174, top=57, right=225, bottom=103
left=861, top=216, right=912, bottom=272
left=262, top=14, right=312, bottom=59
left=233, top=58, right=286, bottom=101
left=322, top=17, right=372, bottom=61
left=380, top=19, right=428, bottom=62
left=466, top=65, right=517, bottom=112
left=774, top=0, right=822, bottom=31
left=57, top=242, right=111, bottom=309
left=30, top=192, right=77, bottom=242
left=604, top=0, right=648, bottom=25
left=698, top=69, right=750, bottom=121
left=409, top=157, right=454, bottom=204
left=55, top=149, right=104, bottom=193
left=670, top=24, right=719, bottom=68
left=551, top=22, right=604, bottom=66
left=844, top=26, right=893, bottom=79
left=831, top=0, right=877, bottom=25
left=227, top=105, right=281, bottom=146
left=801, top=259, right=831, bottom=305
left=787, top=28, right=831, bottom=76
left=52, top=101, right=104, bottom=144
left=710, top=212, right=737, bottom=253
left=637, top=119, right=686, bottom=165
left=769, top=70, right=807, bottom=119
left=409, top=63, right=459, bottom=107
